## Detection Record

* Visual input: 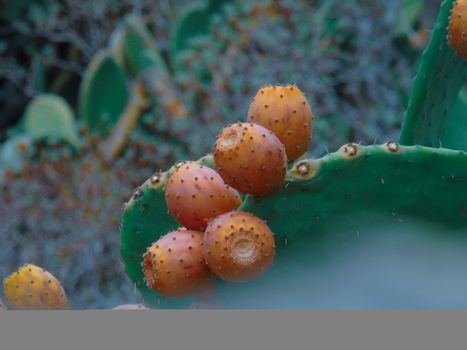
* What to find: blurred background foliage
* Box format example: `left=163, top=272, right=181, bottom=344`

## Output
left=0, top=0, right=442, bottom=308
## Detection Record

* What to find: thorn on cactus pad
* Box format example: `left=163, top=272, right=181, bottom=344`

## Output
left=340, top=143, right=360, bottom=158
left=386, top=141, right=400, bottom=153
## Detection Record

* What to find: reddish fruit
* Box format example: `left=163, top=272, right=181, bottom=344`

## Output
left=165, top=162, right=242, bottom=230
left=143, top=229, right=214, bottom=297
left=112, top=304, right=149, bottom=310
left=213, top=123, right=287, bottom=196
left=203, top=211, right=276, bottom=282
left=247, top=84, right=313, bottom=162
left=3, top=264, right=68, bottom=310
left=448, top=0, right=467, bottom=60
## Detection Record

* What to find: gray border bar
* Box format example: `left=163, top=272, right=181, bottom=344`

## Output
left=1, top=311, right=467, bottom=349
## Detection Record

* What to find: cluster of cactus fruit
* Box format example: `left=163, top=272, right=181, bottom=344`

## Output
left=140, top=84, right=312, bottom=299
left=120, top=0, right=467, bottom=309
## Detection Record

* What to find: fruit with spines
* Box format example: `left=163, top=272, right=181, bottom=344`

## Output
left=2, top=264, right=68, bottom=310
left=143, top=229, right=214, bottom=297
left=448, top=0, right=467, bottom=60
left=203, top=211, right=276, bottom=282
left=165, top=162, right=242, bottom=230
left=247, top=84, right=313, bottom=162
left=214, top=123, right=287, bottom=196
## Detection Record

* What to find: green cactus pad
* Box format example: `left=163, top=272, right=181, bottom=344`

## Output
left=119, top=16, right=167, bottom=77
left=170, top=0, right=232, bottom=74
left=22, top=94, right=79, bottom=147
left=439, top=87, right=467, bottom=151
left=78, top=50, right=128, bottom=136
left=399, top=0, right=467, bottom=147
left=120, top=144, right=467, bottom=308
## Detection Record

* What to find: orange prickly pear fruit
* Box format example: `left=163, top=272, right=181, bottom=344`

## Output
left=203, top=211, right=276, bottom=282
left=143, top=229, right=214, bottom=297
left=165, top=162, right=242, bottom=230
left=213, top=123, right=287, bottom=196
left=247, top=84, right=313, bottom=162
left=3, top=264, right=68, bottom=310
left=448, top=0, right=467, bottom=60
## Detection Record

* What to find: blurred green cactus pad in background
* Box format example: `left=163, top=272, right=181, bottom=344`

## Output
left=22, top=94, right=79, bottom=148
left=79, top=51, right=128, bottom=136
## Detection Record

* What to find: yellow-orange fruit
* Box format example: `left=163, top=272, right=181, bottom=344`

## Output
left=448, top=0, right=467, bottom=60
left=3, top=264, right=68, bottom=310
left=165, top=162, right=242, bottom=230
left=143, top=229, right=214, bottom=297
left=203, top=211, right=276, bottom=282
left=112, top=304, right=149, bottom=310
left=247, top=84, right=313, bottom=162
left=214, top=123, right=287, bottom=196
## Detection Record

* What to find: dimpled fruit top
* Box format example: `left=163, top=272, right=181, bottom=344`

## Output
left=214, top=123, right=287, bottom=196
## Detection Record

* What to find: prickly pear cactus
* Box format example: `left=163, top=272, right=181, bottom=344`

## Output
left=120, top=144, right=467, bottom=308
left=118, top=16, right=168, bottom=77
left=79, top=50, right=128, bottom=136
left=441, top=87, right=467, bottom=151
left=116, top=16, right=187, bottom=118
left=22, top=94, right=79, bottom=148
left=400, top=0, right=467, bottom=148
left=3, top=264, right=68, bottom=310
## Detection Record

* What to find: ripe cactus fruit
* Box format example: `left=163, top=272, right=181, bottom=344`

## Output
left=214, top=123, right=287, bottom=196
left=143, top=229, right=214, bottom=297
left=448, top=0, right=467, bottom=60
left=203, top=211, right=276, bottom=282
left=247, top=84, right=313, bottom=162
left=164, top=162, right=242, bottom=230
left=2, top=264, right=68, bottom=310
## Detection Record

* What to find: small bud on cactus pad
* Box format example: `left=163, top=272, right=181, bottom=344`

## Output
left=112, top=304, right=149, bottom=310
left=165, top=162, right=242, bottom=230
left=2, top=264, right=68, bottom=310
left=247, top=84, right=313, bottom=162
left=0, top=298, right=6, bottom=311
left=203, top=211, right=276, bottom=282
left=214, top=123, right=287, bottom=196
left=143, top=229, right=214, bottom=297
left=448, top=0, right=467, bottom=60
